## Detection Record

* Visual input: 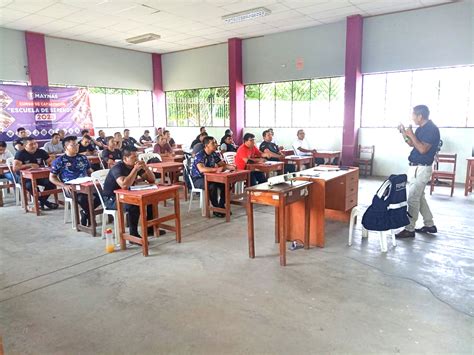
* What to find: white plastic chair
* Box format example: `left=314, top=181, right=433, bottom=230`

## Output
left=348, top=205, right=396, bottom=253
left=62, top=188, right=76, bottom=230
left=144, top=147, right=154, bottom=153
left=183, top=163, right=205, bottom=216
left=91, top=169, right=121, bottom=242
left=138, top=152, right=162, bottom=163
left=6, top=157, right=23, bottom=207
left=223, top=151, right=236, bottom=165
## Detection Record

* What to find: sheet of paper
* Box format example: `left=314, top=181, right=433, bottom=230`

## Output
left=65, top=176, right=93, bottom=185
left=129, top=184, right=158, bottom=191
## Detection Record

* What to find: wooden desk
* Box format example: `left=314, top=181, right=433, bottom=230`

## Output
left=284, top=155, right=314, bottom=171
left=204, top=170, right=250, bottom=222
left=86, top=155, right=101, bottom=165
left=288, top=167, right=359, bottom=247
left=247, top=180, right=311, bottom=266
left=281, top=149, right=294, bottom=157
left=20, top=168, right=61, bottom=215
left=465, top=158, right=474, bottom=196
left=115, top=185, right=181, bottom=257
left=173, top=148, right=184, bottom=155
left=70, top=181, right=103, bottom=237
left=314, top=151, right=341, bottom=165
left=161, top=155, right=184, bottom=163
left=148, top=162, right=187, bottom=200
left=246, top=161, right=284, bottom=177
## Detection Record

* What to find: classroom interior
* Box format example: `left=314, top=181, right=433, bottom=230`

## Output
left=0, top=0, right=473, bottom=354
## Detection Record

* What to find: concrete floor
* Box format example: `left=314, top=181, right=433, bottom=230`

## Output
left=0, top=177, right=473, bottom=354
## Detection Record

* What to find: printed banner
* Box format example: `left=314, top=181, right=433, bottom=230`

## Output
left=0, top=85, right=94, bottom=141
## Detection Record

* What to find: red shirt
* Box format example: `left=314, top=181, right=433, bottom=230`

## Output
left=235, top=144, right=261, bottom=170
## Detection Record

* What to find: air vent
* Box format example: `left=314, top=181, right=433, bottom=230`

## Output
left=126, top=33, right=160, bottom=44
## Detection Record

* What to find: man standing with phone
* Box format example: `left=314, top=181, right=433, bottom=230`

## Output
left=396, top=105, right=440, bottom=239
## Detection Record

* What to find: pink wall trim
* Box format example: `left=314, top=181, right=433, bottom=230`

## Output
left=152, top=53, right=166, bottom=129
left=25, top=32, right=48, bottom=86
left=341, top=15, right=363, bottom=166
left=228, top=38, right=244, bottom=145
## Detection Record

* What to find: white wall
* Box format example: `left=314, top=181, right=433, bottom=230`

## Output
left=243, top=21, right=346, bottom=84
left=0, top=28, right=28, bottom=82
left=45, top=37, right=153, bottom=90
left=162, top=43, right=228, bottom=91
left=359, top=128, right=474, bottom=183
left=362, top=1, right=473, bottom=73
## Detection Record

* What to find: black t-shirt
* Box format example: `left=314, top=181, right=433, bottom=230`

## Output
left=102, top=161, right=146, bottom=198
left=96, top=137, right=108, bottom=147
left=122, top=137, right=138, bottom=149
left=101, top=148, right=122, bottom=162
left=78, top=142, right=95, bottom=153
left=140, top=135, right=152, bottom=144
left=191, top=136, right=201, bottom=148
left=14, top=138, right=26, bottom=151
left=408, top=120, right=440, bottom=165
left=14, top=149, right=49, bottom=166
left=259, top=141, right=282, bottom=162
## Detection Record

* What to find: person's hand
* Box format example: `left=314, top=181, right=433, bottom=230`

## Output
left=405, top=125, right=415, bottom=139
left=30, top=163, right=40, bottom=169
left=216, top=166, right=224, bottom=173
left=227, top=164, right=236, bottom=171
left=62, top=184, right=72, bottom=194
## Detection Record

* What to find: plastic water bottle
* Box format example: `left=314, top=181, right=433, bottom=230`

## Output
left=105, top=228, right=115, bottom=253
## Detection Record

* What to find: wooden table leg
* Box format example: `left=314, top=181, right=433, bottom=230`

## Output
left=314, top=180, right=326, bottom=247
left=247, top=196, right=255, bottom=258
left=465, top=161, right=472, bottom=196
left=304, top=195, right=310, bottom=249
left=72, top=190, right=80, bottom=231
left=87, top=188, right=96, bottom=237
left=21, top=174, right=28, bottom=213
left=225, top=180, right=230, bottom=222
left=117, top=200, right=126, bottom=251
left=31, top=177, right=40, bottom=216
left=174, top=190, right=181, bottom=243
left=204, top=175, right=210, bottom=218
left=275, top=206, right=279, bottom=243
left=279, top=198, right=286, bottom=266
left=140, top=203, right=149, bottom=257
left=152, top=203, right=159, bottom=237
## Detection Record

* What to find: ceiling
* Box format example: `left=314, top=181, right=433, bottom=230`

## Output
left=0, top=0, right=453, bottom=54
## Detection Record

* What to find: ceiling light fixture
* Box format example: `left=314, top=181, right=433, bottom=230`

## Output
left=126, top=33, right=161, bottom=44
left=222, top=7, right=271, bottom=24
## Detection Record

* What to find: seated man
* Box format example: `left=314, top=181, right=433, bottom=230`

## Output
left=81, top=129, right=98, bottom=150
left=153, top=136, right=173, bottom=156
left=122, top=129, right=140, bottom=149
left=0, top=141, right=14, bottom=182
left=293, top=129, right=325, bottom=165
left=57, top=129, right=66, bottom=143
left=13, top=137, right=58, bottom=210
left=14, top=127, right=29, bottom=151
left=139, top=130, right=153, bottom=147
left=220, top=134, right=237, bottom=153
left=101, top=137, right=123, bottom=168
left=259, top=129, right=295, bottom=174
left=220, top=128, right=233, bottom=145
left=49, top=136, right=101, bottom=226
left=191, top=136, right=235, bottom=218
left=163, top=130, right=176, bottom=148
left=191, top=126, right=206, bottom=148
left=95, top=130, right=108, bottom=149
left=79, top=134, right=101, bottom=170
left=191, top=132, right=208, bottom=156
left=114, top=132, right=123, bottom=150
left=101, top=147, right=165, bottom=239
left=42, top=133, right=64, bottom=156
left=235, top=133, right=270, bottom=186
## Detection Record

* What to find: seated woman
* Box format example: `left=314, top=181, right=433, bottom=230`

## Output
left=153, top=136, right=174, bottom=157
left=101, top=137, right=123, bottom=168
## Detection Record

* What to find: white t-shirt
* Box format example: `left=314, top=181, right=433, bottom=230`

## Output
left=42, top=141, right=64, bottom=154
left=292, top=138, right=313, bottom=156
left=0, top=149, right=13, bottom=162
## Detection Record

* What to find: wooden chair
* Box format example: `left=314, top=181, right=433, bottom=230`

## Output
left=355, top=145, right=375, bottom=176
left=430, top=153, right=457, bottom=197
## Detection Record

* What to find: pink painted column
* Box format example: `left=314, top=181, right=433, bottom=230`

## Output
left=25, top=32, right=48, bottom=86
left=152, top=53, right=166, bottom=128
left=228, top=38, right=244, bottom=145
left=341, top=15, right=363, bottom=166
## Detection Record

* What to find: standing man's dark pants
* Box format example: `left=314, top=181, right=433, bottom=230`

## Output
left=192, top=177, right=225, bottom=208
left=250, top=171, right=267, bottom=186
left=103, top=196, right=153, bottom=235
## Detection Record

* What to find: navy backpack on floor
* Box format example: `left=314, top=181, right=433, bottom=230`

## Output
left=362, top=174, right=410, bottom=231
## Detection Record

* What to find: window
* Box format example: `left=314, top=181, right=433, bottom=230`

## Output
left=244, top=76, right=344, bottom=128
left=361, top=66, right=474, bottom=127
left=88, top=87, right=154, bottom=128
left=166, top=87, right=229, bottom=127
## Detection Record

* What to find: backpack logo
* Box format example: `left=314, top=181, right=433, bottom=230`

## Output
left=395, top=182, right=406, bottom=191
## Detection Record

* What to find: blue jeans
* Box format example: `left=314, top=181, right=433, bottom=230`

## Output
left=0, top=172, right=14, bottom=183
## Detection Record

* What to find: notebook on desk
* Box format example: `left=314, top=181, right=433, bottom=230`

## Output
left=129, top=184, right=158, bottom=191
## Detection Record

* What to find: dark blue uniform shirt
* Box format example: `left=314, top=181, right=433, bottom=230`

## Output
left=408, top=120, right=440, bottom=165
left=191, top=150, right=222, bottom=179
left=51, top=154, right=90, bottom=182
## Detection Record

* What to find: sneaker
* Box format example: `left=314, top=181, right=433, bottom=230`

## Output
left=213, top=212, right=225, bottom=218
left=158, top=229, right=166, bottom=236
left=395, top=230, right=415, bottom=239
left=415, top=225, right=437, bottom=234
left=44, top=201, right=59, bottom=210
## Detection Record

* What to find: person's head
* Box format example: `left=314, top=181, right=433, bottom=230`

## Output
left=57, top=129, right=65, bottom=138
left=203, top=136, right=217, bottom=153
left=114, top=132, right=122, bottom=140
left=200, top=126, right=206, bottom=134
left=223, top=134, right=233, bottom=145
left=243, top=133, right=256, bottom=148
left=224, top=128, right=233, bottom=136
left=163, top=130, right=170, bottom=139
left=122, top=147, right=138, bottom=167
left=81, top=129, right=89, bottom=137
left=123, top=129, right=130, bottom=138
left=268, top=128, right=274, bottom=135
left=412, top=105, right=430, bottom=126
left=98, top=130, right=105, bottom=138
left=17, top=127, right=27, bottom=138
left=63, top=136, right=79, bottom=155
left=81, top=134, right=91, bottom=146
left=144, top=130, right=150, bottom=137
left=24, top=137, right=38, bottom=153
left=156, top=127, right=163, bottom=135
left=262, top=129, right=272, bottom=142
left=297, top=129, right=305, bottom=140
left=159, top=136, right=168, bottom=145
left=107, top=137, right=117, bottom=150
left=199, top=132, right=208, bottom=142
left=0, top=141, right=6, bottom=155
left=51, top=133, right=60, bottom=145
